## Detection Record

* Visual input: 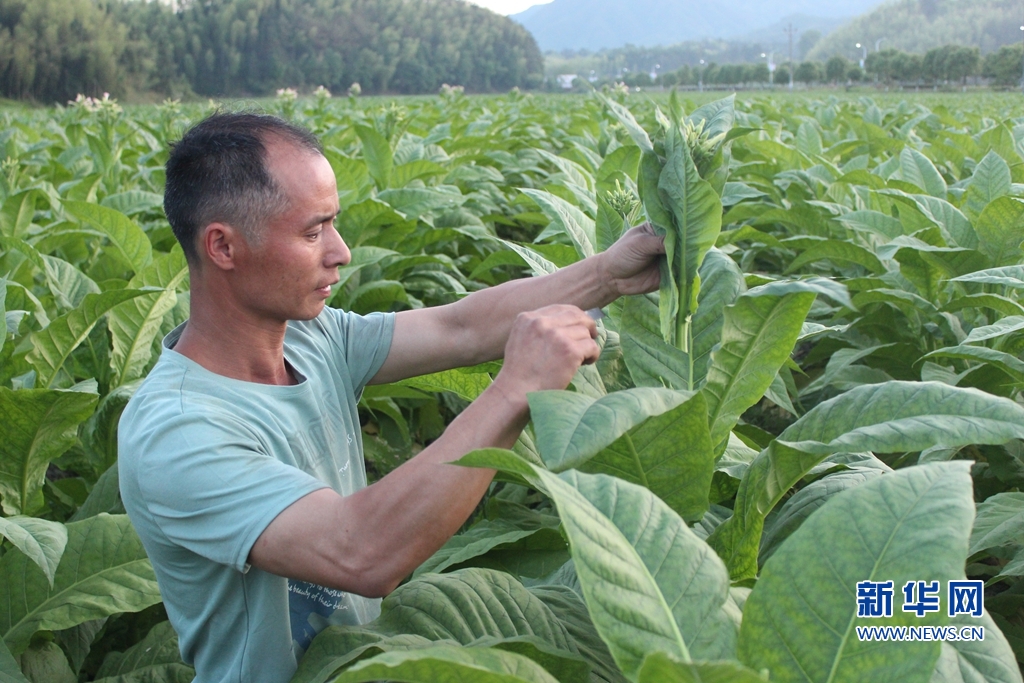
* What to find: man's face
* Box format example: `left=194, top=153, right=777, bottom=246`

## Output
left=232, top=138, right=350, bottom=322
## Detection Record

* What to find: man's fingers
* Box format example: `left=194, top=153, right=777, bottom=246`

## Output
left=536, top=304, right=599, bottom=338
left=579, top=338, right=601, bottom=365
left=628, top=222, right=666, bottom=254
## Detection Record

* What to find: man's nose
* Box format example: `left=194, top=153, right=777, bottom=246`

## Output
left=325, top=223, right=351, bottom=267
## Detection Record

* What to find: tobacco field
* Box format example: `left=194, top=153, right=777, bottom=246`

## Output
left=4, top=88, right=1024, bottom=682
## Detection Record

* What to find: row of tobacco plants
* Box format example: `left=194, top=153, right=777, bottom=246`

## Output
left=3, top=88, right=1024, bottom=682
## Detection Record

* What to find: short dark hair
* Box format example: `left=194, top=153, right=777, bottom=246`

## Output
left=164, top=112, right=323, bottom=263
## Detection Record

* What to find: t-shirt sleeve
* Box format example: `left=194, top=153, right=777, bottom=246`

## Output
left=134, top=412, right=328, bottom=572
left=318, top=308, right=395, bottom=391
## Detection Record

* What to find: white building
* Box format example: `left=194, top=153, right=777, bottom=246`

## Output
left=556, top=74, right=578, bottom=89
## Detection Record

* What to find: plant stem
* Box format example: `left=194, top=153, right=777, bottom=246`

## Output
left=677, top=311, right=693, bottom=390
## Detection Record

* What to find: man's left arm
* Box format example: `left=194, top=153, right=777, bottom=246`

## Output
left=370, top=224, right=664, bottom=385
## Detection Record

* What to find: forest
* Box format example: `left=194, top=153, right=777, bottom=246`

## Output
left=0, top=0, right=545, bottom=103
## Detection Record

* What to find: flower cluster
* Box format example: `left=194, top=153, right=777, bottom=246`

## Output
left=275, top=88, right=298, bottom=102
left=313, top=85, right=331, bottom=102
left=680, top=117, right=726, bottom=169
left=604, top=179, right=643, bottom=226
left=439, top=83, right=465, bottom=100
left=68, top=93, right=122, bottom=114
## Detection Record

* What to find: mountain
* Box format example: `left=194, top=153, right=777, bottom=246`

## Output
left=511, top=0, right=886, bottom=52
left=808, top=0, right=1022, bottom=59
left=740, top=14, right=848, bottom=49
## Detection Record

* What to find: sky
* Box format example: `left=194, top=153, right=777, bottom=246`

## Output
left=466, top=0, right=552, bottom=16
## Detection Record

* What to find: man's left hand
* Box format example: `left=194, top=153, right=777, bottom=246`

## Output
left=598, top=223, right=665, bottom=297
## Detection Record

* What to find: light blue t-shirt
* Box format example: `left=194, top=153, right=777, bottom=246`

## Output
left=118, top=308, right=395, bottom=683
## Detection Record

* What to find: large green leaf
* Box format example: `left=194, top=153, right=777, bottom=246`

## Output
left=521, top=189, right=595, bottom=259
left=964, top=316, right=1024, bottom=344
left=579, top=392, right=715, bottom=522
left=468, top=637, right=589, bottom=683
left=738, top=462, right=974, bottom=683
left=795, top=122, right=823, bottom=157
left=378, top=186, right=465, bottom=220
left=969, top=492, right=1024, bottom=555
left=559, top=469, right=738, bottom=666
left=0, top=387, right=98, bottom=515
left=304, top=630, right=591, bottom=683
left=930, top=612, right=1022, bottom=683
left=899, top=147, right=947, bottom=198
left=374, top=569, right=578, bottom=651
left=81, top=381, right=141, bottom=479
left=41, top=255, right=99, bottom=311
left=620, top=249, right=743, bottom=391
left=93, top=621, right=193, bottom=683
left=702, top=286, right=815, bottom=454
left=637, top=652, right=767, bottom=683
left=619, top=294, right=690, bottom=390
left=943, top=293, right=1024, bottom=317
left=459, top=451, right=737, bottom=680
left=688, top=248, right=746, bottom=385
left=108, top=249, right=188, bottom=387
left=799, top=344, right=895, bottom=397
left=27, top=288, right=150, bottom=388
left=759, top=468, right=886, bottom=564
left=654, top=116, right=724, bottom=348
left=356, top=126, right=392, bottom=188
left=100, top=190, right=164, bottom=217
left=709, top=381, right=1024, bottom=580
left=784, top=240, right=886, bottom=275
left=883, top=191, right=978, bottom=249
left=598, top=95, right=653, bottom=154
left=0, top=638, right=28, bottom=683
left=0, top=189, right=42, bottom=239
left=964, top=150, right=1012, bottom=219
left=327, top=645, right=561, bottom=683
left=55, top=617, right=106, bottom=676
left=836, top=210, right=903, bottom=240
left=688, top=95, right=736, bottom=141
left=775, top=381, right=1024, bottom=455
left=294, top=631, right=437, bottom=683
left=0, top=514, right=161, bottom=655
left=924, top=346, right=1024, bottom=384
left=498, top=240, right=559, bottom=277
left=70, top=464, right=124, bottom=522
left=413, top=518, right=565, bottom=578
left=528, top=388, right=693, bottom=471
left=975, top=196, right=1024, bottom=266
left=62, top=201, right=152, bottom=274
left=528, top=583, right=627, bottom=683
left=537, top=149, right=595, bottom=193
left=951, top=266, right=1024, bottom=289
left=398, top=368, right=492, bottom=401
left=0, top=517, right=67, bottom=588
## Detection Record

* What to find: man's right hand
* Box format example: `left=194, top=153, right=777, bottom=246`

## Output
left=492, top=304, right=601, bottom=398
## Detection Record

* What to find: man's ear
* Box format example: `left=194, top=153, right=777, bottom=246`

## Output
left=201, top=222, right=240, bottom=271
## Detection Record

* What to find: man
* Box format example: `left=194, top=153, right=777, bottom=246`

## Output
left=118, top=112, right=664, bottom=683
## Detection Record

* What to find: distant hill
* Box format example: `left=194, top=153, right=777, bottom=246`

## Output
left=511, top=0, right=885, bottom=52
left=808, top=0, right=1021, bottom=59
left=740, top=14, right=848, bottom=50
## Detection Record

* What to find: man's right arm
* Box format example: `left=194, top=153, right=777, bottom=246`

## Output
left=247, top=304, right=599, bottom=596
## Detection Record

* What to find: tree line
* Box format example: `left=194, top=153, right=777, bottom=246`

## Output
left=0, top=0, right=544, bottom=103
left=589, top=44, right=1018, bottom=89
